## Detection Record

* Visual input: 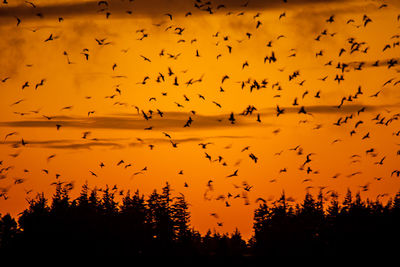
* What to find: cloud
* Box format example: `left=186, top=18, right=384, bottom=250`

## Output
left=1, top=138, right=126, bottom=150
left=343, top=58, right=400, bottom=70
left=0, top=111, right=259, bottom=131
left=45, top=141, right=124, bottom=150
left=0, top=134, right=250, bottom=150
left=128, top=134, right=251, bottom=146
left=0, top=0, right=352, bottom=23
left=259, top=103, right=395, bottom=116
left=0, top=103, right=392, bottom=133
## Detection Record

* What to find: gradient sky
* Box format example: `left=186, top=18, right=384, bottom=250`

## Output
left=0, top=0, right=400, bottom=240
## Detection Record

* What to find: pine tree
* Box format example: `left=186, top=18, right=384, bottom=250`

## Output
left=76, top=181, right=90, bottom=208
left=0, top=214, right=19, bottom=249
left=51, top=182, right=71, bottom=214
left=100, top=185, right=118, bottom=215
left=171, top=193, right=191, bottom=242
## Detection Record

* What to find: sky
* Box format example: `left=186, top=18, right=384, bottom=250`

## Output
left=0, top=0, right=400, bottom=240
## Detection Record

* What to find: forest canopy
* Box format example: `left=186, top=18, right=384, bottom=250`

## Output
left=1, top=182, right=399, bottom=260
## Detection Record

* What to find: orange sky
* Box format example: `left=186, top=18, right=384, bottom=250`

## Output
left=0, top=0, right=400, bottom=240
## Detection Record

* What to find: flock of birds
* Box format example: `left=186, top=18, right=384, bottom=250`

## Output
left=1, top=0, right=400, bottom=232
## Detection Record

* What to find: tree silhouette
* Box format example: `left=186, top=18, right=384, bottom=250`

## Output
left=252, top=188, right=400, bottom=259
left=0, top=214, right=18, bottom=250
left=1, top=182, right=399, bottom=260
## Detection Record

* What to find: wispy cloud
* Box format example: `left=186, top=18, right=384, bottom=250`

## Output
left=0, top=134, right=251, bottom=150
left=0, top=112, right=256, bottom=131
left=259, top=103, right=394, bottom=116
left=1, top=138, right=126, bottom=150
left=45, top=141, right=125, bottom=150
left=343, top=58, right=400, bottom=70
left=0, top=0, right=352, bottom=22
left=128, top=135, right=251, bottom=146
left=0, top=104, right=391, bottom=133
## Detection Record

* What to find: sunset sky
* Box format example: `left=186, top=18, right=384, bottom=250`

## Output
left=0, top=0, right=400, bottom=240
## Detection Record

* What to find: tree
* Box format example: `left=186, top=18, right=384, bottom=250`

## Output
left=51, top=182, right=71, bottom=214
left=229, top=228, right=247, bottom=256
left=0, top=214, right=19, bottom=249
left=326, top=191, right=340, bottom=217
left=100, top=185, right=118, bottom=215
left=76, top=181, right=90, bottom=208
left=146, top=183, right=175, bottom=253
left=171, top=193, right=191, bottom=242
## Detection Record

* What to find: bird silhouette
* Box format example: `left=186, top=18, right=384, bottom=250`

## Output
left=276, top=105, right=285, bottom=116
left=227, top=170, right=238, bottom=177
left=44, top=34, right=54, bottom=42
left=165, top=13, right=173, bottom=20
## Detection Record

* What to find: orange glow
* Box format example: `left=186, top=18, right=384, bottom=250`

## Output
left=0, top=0, right=400, bottom=240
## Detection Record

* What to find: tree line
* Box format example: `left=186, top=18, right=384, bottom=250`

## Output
left=0, top=182, right=399, bottom=260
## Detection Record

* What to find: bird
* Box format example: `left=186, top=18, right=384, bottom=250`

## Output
left=391, top=170, right=400, bottom=177
left=298, top=106, right=307, bottom=114
left=212, top=101, right=222, bottom=108
left=44, top=34, right=54, bottom=42
left=4, top=132, right=17, bottom=142
left=199, top=142, right=212, bottom=149
left=165, top=13, right=173, bottom=20
left=221, top=75, right=230, bottom=83
left=276, top=105, right=285, bottom=116
left=229, top=113, right=235, bottom=124
left=25, top=1, right=36, bottom=8
left=249, top=153, right=258, bottom=163
left=241, top=146, right=250, bottom=152
left=95, top=38, right=111, bottom=45
left=363, top=16, right=372, bottom=27
left=82, top=131, right=91, bottom=139
left=227, top=170, right=238, bottom=177
left=47, top=154, right=56, bottom=162
left=256, top=114, right=261, bottom=122
left=35, top=79, right=45, bottom=89
left=374, top=157, right=385, bottom=165
left=303, top=153, right=313, bottom=166
left=326, top=15, right=335, bottom=23
left=362, top=132, right=370, bottom=139
left=184, top=117, right=193, bottom=127
left=370, top=90, right=381, bottom=97
left=21, top=82, right=29, bottom=90
left=140, top=55, right=151, bottom=62
left=170, top=140, right=178, bottom=148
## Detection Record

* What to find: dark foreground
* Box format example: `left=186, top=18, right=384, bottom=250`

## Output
left=0, top=182, right=399, bottom=261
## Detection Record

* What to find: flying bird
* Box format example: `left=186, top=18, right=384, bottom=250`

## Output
left=227, top=170, right=238, bottom=177
left=44, top=34, right=54, bottom=42
left=276, top=105, right=285, bottom=116
left=165, top=13, right=173, bottom=20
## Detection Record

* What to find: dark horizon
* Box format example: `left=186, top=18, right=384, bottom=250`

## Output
left=1, top=181, right=399, bottom=260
